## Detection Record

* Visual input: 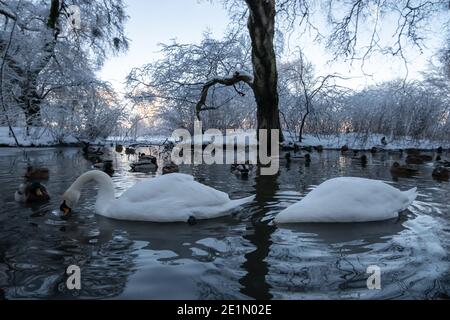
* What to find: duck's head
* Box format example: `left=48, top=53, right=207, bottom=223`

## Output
left=60, top=189, right=80, bottom=217
left=29, top=182, right=49, bottom=198
left=16, top=182, right=50, bottom=203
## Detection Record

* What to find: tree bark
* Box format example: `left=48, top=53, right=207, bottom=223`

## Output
left=298, top=101, right=310, bottom=143
left=0, top=0, right=60, bottom=131
left=245, top=0, right=283, bottom=143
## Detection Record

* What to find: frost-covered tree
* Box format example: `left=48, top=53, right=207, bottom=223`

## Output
left=0, top=0, right=128, bottom=130
left=126, top=33, right=255, bottom=132
left=279, top=51, right=346, bottom=142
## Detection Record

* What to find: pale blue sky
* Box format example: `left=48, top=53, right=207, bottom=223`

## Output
left=99, top=0, right=229, bottom=94
left=99, top=0, right=445, bottom=94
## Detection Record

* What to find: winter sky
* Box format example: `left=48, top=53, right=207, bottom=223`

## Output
left=99, top=0, right=445, bottom=95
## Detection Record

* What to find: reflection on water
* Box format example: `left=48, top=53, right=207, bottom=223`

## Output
left=0, top=147, right=449, bottom=299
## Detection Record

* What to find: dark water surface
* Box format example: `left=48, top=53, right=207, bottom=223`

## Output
left=0, top=147, right=449, bottom=299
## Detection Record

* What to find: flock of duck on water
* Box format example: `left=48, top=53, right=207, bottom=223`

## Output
left=14, top=137, right=449, bottom=224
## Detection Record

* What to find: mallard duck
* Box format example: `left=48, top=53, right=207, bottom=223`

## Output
left=138, top=153, right=157, bottom=162
left=25, top=166, right=49, bottom=180
left=82, top=142, right=104, bottom=156
left=370, top=147, right=379, bottom=154
left=390, top=162, right=419, bottom=176
left=436, top=158, right=450, bottom=167
left=406, top=154, right=433, bottom=164
left=115, top=144, right=124, bottom=153
left=274, top=177, right=417, bottom=223
left=432, top=166, right=449, bottom=181
left=162, top=162, right=179, bottom=175
left=341, top=145, right=350, bottom=153
left=130, top=156, right=158, bottom=172
left=231, top=163, right=253, bottom=177
left=93, top=160, right=114, bottom=175
left=15, top=182, right=50, bottom=203
left=60, top=171, right=254, bottom=222
left=125, top=147, right=136, bottom=155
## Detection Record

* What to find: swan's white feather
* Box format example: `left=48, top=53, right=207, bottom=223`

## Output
left=274, top=177, right=417, bottom=223
left=75, top=172, right=253, bottom=222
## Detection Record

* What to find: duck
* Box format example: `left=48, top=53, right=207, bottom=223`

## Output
left=115, top=144, right=124, bottom=153
left=341, top=145, right=350, bottom=153
left=125, top=147, right=136, bottom=155
left=130, top=156, right=158, bottom=172
left=370, top=146, right=380, bottom=154
left=231, top=163, right=253, bottom=177
left=435, top=156, right=450, bottom=167
left=93, top=160, right=114, bottom=175
left=138, top=153, right=157, bottom=162
left=15, top=182, right=50, bottom=203
left=406, top=154, right=433, bottom=165
left=60, top=171, right=254, bottom=222
left=432, top=166, right=449, bottom=181
left=162, top=162, right=179, bottom=175
left=25, top=166, right=49, bottom=180
left=390, top=162, right=419, bottom=177
left=82, top=142, right=104, bottom=156
left=274, top=177, right=417, bottom=223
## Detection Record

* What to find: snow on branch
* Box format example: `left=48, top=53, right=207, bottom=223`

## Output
left=195, top=71, right=253, bottom=120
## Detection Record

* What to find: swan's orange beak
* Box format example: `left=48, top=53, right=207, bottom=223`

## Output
left=60, top=201, right=72, bottom=216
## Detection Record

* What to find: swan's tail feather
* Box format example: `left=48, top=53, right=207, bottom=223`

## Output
left=229, top=195, right=255, bottom=208
left=403, top=187, right=417, bottom=209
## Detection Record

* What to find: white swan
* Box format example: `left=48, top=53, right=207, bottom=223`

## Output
left=274, top=177, right=417, bottom=223
left=60, top=170, right=254, bottom=222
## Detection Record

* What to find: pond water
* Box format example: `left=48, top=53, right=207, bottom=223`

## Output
left=0, top=147, right=449, bottom=299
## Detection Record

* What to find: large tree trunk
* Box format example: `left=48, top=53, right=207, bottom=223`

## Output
left=19, top=76, right=43, bottom=129
left=245, top=0, right=283, bottom=144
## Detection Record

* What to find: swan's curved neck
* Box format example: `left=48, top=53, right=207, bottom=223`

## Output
left=69, top=170, right=115, bottom=213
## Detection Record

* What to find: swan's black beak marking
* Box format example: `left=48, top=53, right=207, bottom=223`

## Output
left=60, top=201, right=72, bottom=218
left=187, top=216, right=197, bottom=226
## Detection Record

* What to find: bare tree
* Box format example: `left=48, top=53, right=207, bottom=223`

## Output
left=280, top=51, right=347, bottom=142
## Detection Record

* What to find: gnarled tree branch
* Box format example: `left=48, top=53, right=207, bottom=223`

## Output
left=195, top=71, right=253, bottom=120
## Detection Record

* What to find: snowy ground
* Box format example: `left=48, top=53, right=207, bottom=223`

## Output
left=0, top=127, right=78, bottom=147
left=2, top=126, right=449, bottom=150
left=282, top=132, right=450, bottom=150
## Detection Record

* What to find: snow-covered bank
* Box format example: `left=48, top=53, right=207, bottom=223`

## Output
left=108, top=131, right=450, bottom=151
left=283, top=132, right=450, bottom=150
left=4, top=126, right=447, bottom=150
left=0, top=127, right=78, bottom=147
